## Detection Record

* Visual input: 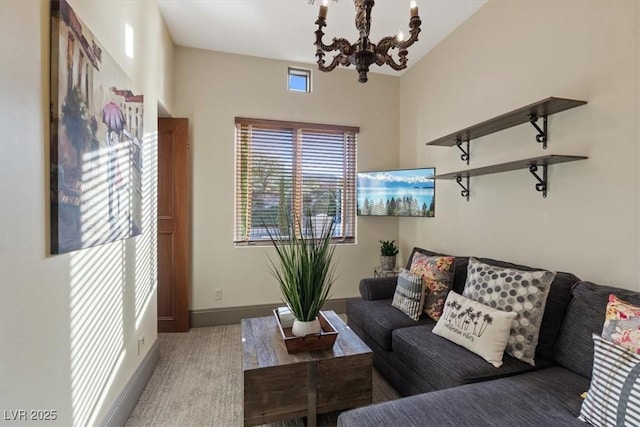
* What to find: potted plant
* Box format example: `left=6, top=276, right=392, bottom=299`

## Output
left=266, top=211, right=337, bottom=337
left=379, top=240, right=399, bottom=270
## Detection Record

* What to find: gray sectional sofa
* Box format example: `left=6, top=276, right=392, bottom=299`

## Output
left=338, top=247, right=640, bottom=426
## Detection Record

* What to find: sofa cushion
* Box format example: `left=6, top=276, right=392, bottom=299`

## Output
left=337, top=367, right=589, bottom=427
left=602, top=294, right=640, bottom=354
left=346, top=298, right=433, bottom=351
left=433, top=291, right=517, bottom=368
left=554, top=281, right=640, bottom=378
left=391, top=268, right=425, bottom=321
left=579, top=334, right=640, bottom=427
left=392, top=323, right=543, bottom=390
left=405, top=248, right=579, bottom=361
left=358, top=276, right=397, bottom=300
left=409, top=253, right=455, bottom=320
left=462, top=257, right=555, bottom=366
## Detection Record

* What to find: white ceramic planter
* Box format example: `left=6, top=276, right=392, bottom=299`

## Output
left=292, top=318, right=321, bottom=337
left=380, top=255, right=396, bottom=270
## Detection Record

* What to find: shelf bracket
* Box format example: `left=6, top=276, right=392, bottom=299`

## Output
left=529, top=114, right=548, bottom=149
left=456, top=138, right=470, bottom=164
left=456, top=175, right=470, bottom=201
left=528, top=164, right=547, bottom=198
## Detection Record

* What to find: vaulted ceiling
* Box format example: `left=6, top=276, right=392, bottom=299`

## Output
left=156, top=0, right=486, bottom=76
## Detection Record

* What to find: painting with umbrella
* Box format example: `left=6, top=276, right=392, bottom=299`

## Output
left=50, top=0, right=143, bottom=253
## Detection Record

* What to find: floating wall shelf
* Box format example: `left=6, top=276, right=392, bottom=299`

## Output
left=434, top=155, right=588, bottom=200
left=425, top=97, right=587, bottom=163
left=426, top=97, right=588, bottom=200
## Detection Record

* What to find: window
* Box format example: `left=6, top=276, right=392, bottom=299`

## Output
left=234, top=118, right=358, bottom=246
left=288, top=67, right=311, bottom=92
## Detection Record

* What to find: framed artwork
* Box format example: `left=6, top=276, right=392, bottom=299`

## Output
left=357, top=168, right=435, bottom=217
left=50, top=0, right=144, bottom=254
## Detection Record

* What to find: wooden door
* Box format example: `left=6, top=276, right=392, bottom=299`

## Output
left=157, top=118, right=190, bottom=332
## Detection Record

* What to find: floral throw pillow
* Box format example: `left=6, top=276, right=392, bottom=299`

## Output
left=602, top=294, right=640, bottom=354
left=410, top=253, right=455, bottom=321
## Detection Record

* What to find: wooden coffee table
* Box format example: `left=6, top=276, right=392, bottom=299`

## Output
left=242, top=310, right=372, bottom=427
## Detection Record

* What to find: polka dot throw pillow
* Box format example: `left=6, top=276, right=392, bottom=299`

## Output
left=462, top=257, right=556, bottom=366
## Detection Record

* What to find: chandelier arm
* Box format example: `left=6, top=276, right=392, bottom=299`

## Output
left=373, top=35, right=406, bottom=70
left=373, top=48, right=407, bottom=70
left=384, top=53, right=408, bottom=71
left=318, top=53, right=351, bottom=72
left=399, top=30, right=420, bottom=50
left=315, top=27, right=354, bottom=55
left=398, top=17, right=422, bottom=49
left=375, top=36, right=396, bottom=56
left=323, top=38, right=354, bottom=55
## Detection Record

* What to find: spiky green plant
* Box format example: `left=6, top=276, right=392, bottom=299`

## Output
left=265, top=211, right=336, bottom=322
left=379, top=240, right=399, bottom=256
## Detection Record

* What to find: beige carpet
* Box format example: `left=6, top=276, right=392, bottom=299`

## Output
left=126, top=322, right=400, bottom=427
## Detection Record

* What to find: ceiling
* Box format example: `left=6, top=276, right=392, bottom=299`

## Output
left=156, top=0, right=486, bottom=77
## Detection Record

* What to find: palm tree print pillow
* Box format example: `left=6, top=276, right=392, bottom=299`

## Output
left=433, top=291, right=517, bottom=368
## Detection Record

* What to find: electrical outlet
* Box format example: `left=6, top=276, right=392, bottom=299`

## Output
left=214, top=288, right=222, bottom=300
left=138, top=335, right=145, bottom=355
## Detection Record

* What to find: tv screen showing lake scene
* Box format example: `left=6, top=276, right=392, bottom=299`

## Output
left=357, top=168, right=435, bottom=217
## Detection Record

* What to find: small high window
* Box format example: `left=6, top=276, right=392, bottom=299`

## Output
left=288, top=67, right=311, bottom=92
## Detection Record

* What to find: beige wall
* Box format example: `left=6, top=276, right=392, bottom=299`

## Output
left=638, top=2, right=640, bottom=291
left=399, top=0, right=639, bottom=290
left=2, top=1, right=637, bottom=423
left=172, top=48, right=400, bottom=309
left=0, top=0, right=174, bottom=424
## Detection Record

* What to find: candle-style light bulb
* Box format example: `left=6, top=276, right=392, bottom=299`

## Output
left=319, top=0, right=329, bottom=20
left=410, top=0, right=418, bottom=17
left=397, top=31, right=405, bottom=42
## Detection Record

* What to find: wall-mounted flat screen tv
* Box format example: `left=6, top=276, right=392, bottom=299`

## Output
left=357, top=168, right=435, bottom=217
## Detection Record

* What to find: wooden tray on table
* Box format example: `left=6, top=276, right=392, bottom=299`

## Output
left=273, top=309, right=338, bottom=354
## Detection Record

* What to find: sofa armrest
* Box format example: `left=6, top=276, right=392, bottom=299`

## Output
left=359, top=277, right=397, bottom=300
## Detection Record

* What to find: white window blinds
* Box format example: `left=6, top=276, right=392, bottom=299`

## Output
left=234, top=117, right=358, bottom=245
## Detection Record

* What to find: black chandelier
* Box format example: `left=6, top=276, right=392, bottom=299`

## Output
left=313, top=0, right=421, bottom=83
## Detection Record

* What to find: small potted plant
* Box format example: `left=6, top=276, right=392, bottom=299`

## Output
left=379, top=240, right=399, bottom=271
left=266, top=211, right=336, bottom=337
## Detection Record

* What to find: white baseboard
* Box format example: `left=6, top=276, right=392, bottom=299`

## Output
left=100, top=340, right=160, bottom=426
left=190, top=299, right=351, bottom=327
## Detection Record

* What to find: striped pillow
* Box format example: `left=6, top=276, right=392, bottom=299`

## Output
left=579, top=334, right=640, bottom=427
left=391, top=268, right=425, bottom=321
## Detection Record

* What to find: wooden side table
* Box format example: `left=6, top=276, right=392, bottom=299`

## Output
left=374, top=266, right=400, bottom=277
left=242, top=310, right=372, bottom=427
